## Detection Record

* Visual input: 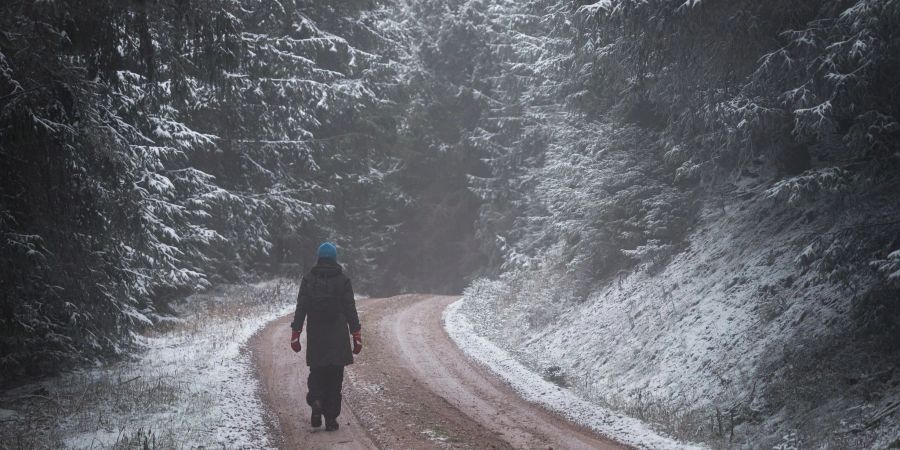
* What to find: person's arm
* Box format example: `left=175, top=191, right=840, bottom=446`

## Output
left=343, top=278, right=361, bottom=333
left=290, top=278, right=308, bottom=352
left=291, top=277, right=308, bottom=332
left=343, top=278, right=362, bottom=354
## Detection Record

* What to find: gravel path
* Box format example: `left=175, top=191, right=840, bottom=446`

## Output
left=251, top=294, right=626, bottom=449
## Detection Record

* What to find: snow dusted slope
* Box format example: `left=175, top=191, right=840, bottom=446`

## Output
left=452, top=185, right=900, bottom=448
left=0, top=281, right=295, bottom=449
left=445, top=300, right=706, bottom=449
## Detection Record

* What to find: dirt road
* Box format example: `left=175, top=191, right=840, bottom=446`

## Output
left=251, top=294, right=626, bottom=449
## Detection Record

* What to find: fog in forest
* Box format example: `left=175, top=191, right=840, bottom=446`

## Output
left=1, top=0, right=899, bottom=448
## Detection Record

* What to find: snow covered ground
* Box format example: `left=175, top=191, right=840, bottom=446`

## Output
left=444, top=299, right=707, bottom=449
left=0, top=280, right=295, bottom=449
left=450, top=187, right=900, bottom=448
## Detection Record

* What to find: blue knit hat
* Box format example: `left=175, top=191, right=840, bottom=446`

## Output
left=317, top=242, right=337, bottom=261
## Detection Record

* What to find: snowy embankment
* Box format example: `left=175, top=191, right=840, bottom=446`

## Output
left=444, top=300, right=705, bottom=450
left=447, top=186, right=900, bottom=448
left=0, top=280, right=295, bottom=449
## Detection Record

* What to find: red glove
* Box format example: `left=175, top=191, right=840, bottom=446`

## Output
left=290, top=329, right=302, bottom=352
left=352, top=330, right=362, bottom=355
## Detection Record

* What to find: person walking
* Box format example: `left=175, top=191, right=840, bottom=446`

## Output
left=290, top=242, right=362, bottom=431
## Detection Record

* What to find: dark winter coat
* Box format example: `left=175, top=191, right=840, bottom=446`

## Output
left=291, top=258, right=361, bottom=367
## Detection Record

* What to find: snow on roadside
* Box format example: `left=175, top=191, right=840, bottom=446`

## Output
left=0, top=280, right=296, bottom=449
left=444, top=299, right=706, bottom=450
left=129, top=280, right=296, bottom=448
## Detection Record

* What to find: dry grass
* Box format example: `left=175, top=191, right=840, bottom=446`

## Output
left=0, top=279, right=295, bottom=450
left=0, top=366, right=205, bottom=449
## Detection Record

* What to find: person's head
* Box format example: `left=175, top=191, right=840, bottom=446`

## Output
left=317, top=241, right=337, bottom=262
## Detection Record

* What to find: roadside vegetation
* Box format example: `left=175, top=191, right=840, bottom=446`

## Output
left=0, top=281, right=294, bottom=449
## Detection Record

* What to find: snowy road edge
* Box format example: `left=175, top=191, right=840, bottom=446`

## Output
left=215, top=302, right=297, bottom=448
left=442, top=298, right=707, bottom=450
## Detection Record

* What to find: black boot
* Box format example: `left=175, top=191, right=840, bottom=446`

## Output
left=325, top=417, right=339, bottom=431
left=310, top=400, right=323, bottom=428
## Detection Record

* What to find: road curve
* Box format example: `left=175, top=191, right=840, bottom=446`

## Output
left=251, top=294, right=626, bottom=449
left=251, top=313, right=375, bottom=449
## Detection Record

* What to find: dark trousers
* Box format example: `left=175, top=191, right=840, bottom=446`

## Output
left=307, top=365, right=344, bottom=419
